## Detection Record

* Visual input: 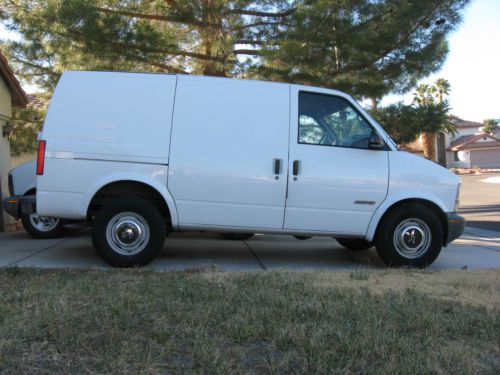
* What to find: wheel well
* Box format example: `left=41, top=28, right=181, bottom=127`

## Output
left=87, top=181, right=171, bottom=225
left=25, top=188, right=36, bottom=196
left=375, top=199, right=447, bottom=245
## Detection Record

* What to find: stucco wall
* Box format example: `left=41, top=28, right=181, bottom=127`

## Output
left=0, top=75, right=13, bottom=230
left=446, top=150, right=470, bottom=168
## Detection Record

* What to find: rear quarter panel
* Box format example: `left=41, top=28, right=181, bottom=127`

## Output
left=37, top=72, right=178, bottom=220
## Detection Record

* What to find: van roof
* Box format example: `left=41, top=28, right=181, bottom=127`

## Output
left=61, top=70, right=348, bottom=97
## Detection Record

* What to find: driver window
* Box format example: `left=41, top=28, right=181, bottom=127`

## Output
left=298, top=92, right=374, bottom=149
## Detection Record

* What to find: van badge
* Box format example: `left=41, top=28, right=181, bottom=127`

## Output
left=354, top=200, right=376, bottom=205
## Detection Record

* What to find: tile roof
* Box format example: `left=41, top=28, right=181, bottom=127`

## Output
left=0, top=49, right=28, bottom=107
left=449, top=116, right=482, bottom=129
left=448, top=133, right=500, bottom=150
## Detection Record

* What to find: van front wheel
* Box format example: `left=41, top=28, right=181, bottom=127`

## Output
left=92, top=198, right=166, bottom=267
left=374, top=204, right=443, bottom=268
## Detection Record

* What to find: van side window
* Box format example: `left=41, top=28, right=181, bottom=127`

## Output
left=298, top=92, right=373, bottom=149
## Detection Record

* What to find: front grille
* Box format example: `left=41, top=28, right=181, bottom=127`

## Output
left=8, top=173, right=14, bottom=196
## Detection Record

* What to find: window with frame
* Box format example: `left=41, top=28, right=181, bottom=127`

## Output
left=298, top=92, right=375, bottom=149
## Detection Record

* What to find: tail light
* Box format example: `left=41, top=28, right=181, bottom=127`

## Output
left=36, top=140, right=46, bottom=175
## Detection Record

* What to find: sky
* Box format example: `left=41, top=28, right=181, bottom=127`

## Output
left=0, top=0, right=498, bottom=122
left=381, top=0, right=500, bottom=122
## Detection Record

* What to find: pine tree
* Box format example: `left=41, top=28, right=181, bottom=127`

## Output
left=1, top=0, right=470, bottom=98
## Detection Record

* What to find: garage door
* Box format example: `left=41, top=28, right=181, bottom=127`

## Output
left=470, top=149, right=500, bottom=168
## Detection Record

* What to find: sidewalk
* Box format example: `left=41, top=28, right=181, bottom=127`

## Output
left=1, top=226, right=499, bottom=271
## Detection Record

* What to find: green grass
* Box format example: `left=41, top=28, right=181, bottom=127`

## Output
left=0, top=268, right=499, bottom=374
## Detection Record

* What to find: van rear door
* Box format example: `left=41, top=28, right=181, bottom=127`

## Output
left=168, top=76, right=290, bottom=229
left=284, top=88, right=389, bottom=236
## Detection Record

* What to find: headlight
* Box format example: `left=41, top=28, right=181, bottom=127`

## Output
left=454, top=183, right=461, bottom=212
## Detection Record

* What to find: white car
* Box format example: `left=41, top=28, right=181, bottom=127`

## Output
left=4, top=160, right=66, bottom=238
left=4, top=71, right=465, bottom=267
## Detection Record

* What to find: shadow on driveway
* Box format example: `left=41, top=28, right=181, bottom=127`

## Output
left=459, top=204, right=500, bottom=232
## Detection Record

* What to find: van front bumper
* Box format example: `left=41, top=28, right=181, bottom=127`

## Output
left=445, top=213, right=465, bottom=245
left=2, top=195, right=36, bottom=220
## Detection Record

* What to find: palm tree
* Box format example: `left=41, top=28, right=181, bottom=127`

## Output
left=413, top=84, right=433, bottom=106
left=434, top=78, right=451, bottom=104
left=482, top=119, right=498, bottom=134
left=412, top=79, right=453, bottom=162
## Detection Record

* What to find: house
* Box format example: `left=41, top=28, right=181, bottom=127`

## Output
left=445, top=117, right=500, bottom=169
left=401, top=116, right=500, bottom=169
left=0, top=50, right=28, bottom=232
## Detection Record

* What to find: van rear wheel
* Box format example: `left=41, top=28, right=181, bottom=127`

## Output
left=92, top=198, right=166, bottom=267
left=374, top=204, right=443, bottom=267
left=21, top=212, right=65, bottom=239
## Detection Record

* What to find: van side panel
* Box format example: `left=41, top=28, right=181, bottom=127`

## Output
left=42, top=71, right=176, bottom=162
left=168, top=76, right=290, bottom=229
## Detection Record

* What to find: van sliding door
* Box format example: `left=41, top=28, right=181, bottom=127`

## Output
left=168, top=76, right=290, bottom=230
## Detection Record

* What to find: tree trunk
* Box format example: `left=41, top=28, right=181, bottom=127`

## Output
left=200, top=0, right=227, bottom=77
left=421, top=132, right=436, bottom=162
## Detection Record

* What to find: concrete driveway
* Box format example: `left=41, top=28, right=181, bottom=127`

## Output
left=0, top=226, right=499, bottom=271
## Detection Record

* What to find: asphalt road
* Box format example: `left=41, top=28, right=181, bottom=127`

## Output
left=459, top=173, right=500, bottom=232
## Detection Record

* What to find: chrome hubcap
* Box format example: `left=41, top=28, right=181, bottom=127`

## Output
left=106, top=212, right=150, bottom=255
left=393, top=218, right=431, bottom=259
left=29, top=214, right=60, bottom=232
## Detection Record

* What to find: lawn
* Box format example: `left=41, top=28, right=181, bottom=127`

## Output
left=0, top=268, right=499, bottom=374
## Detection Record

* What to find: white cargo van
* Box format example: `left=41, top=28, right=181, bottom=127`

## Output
left=4, top=71, right=464, bottom=267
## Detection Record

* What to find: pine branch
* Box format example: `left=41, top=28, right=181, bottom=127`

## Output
left=148, top=61, right=187, bottom=74
left=224, top=8, right=296, bottom=18
left=234, top=21, right=289, bottom=30
left=7, top=54, right=58, bottom=76
left=92, top=6, right=204, bottom=27
left=233, top=49, right=263, bottom=56
left=343, top=1, right=446, bottom=74
left=93, top=7, right=170, bottom=22
left=234, top=39, right=264, bottom=45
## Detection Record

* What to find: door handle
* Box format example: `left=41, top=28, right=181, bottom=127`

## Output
left=293, top=160, right=300, bottom=176
left=274, top=159, right=282, bottom=174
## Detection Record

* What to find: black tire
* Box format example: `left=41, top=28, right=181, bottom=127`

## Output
left=336, top=238, right=373, bottom=250
left=220, top=233, right=254, bottom=241
left=21, top=213, right=66, bottom=239
left=92, top=197, right=166, bottom=267
left=374, top=203, right=443, bottom=268
left=294, top=236, right=311, bottom=240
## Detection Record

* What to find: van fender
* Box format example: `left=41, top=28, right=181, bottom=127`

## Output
left=365, top=192, right=448, bottom=242
left=82, top=172, right=179, bottom=228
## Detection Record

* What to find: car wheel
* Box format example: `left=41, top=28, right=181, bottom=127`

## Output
left=336, top=238, right=373, bottom=250
left=21, top=212, right=65, bottom=239
left=92, top=198, right=166, bottom=267
left=220, top=233, right=254, bottom=241
left=374, top=204, right=443, bottom=267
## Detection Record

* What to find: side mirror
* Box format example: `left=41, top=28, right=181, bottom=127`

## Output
left=369, top=131, right=385, bottom=150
